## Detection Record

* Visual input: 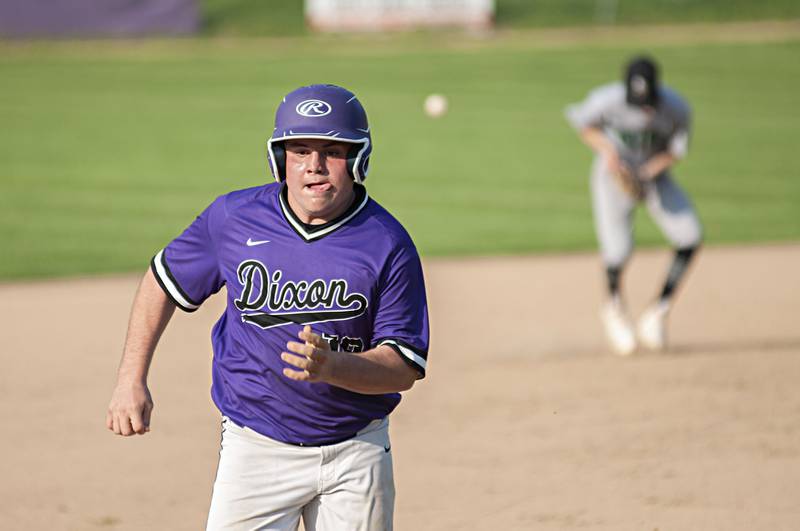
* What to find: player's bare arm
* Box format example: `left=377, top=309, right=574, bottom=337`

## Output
left=106, top=268, right=176, bottom=436
left=638, top=152, right=678, bottom=181
left=281, top=325, right=418, bottom=394
left=579, top=126, right=622, bottom=172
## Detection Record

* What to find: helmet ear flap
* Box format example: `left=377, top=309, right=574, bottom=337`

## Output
left=271, top=141, right=287, bottom=181
left=346, top=144, right=360, bottom=181
left=346, top=142, right=370, bottom=183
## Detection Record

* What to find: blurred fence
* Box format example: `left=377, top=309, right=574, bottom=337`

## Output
left=0, top=0, right=199, bottom=38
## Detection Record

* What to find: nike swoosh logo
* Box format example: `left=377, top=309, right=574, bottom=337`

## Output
left=246, top=238, right=270, bottom=246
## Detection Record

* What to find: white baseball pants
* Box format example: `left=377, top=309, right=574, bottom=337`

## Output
left=590, top=159, right=702, bottom=267
left=206, top=417, right=394, bottom=531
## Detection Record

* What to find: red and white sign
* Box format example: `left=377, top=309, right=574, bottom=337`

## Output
left=306, top=0, right=495, bottom=32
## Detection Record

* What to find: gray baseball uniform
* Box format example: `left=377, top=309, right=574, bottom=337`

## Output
left=566, top=82, right=702, bottom=267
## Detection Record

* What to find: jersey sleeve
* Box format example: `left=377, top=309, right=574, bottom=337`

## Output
left=565, top=86, right=611, bottom=130
left=372, top=243, right=430, bottom=379
left=668, top=99, right=692, bottom=159
left=150, top=195, right=227, bottom=312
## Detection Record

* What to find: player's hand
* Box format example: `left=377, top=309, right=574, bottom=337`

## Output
left=281, top=325, right=337, bottom=383
left=106, top=379, right=153, bottom=436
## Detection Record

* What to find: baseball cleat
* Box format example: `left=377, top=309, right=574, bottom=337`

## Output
left=638, top=303, right=669, bottom=351
left=600, top=300, right=637, bottom=356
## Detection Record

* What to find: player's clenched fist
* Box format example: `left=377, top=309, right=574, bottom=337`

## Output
left=281, top=325, right=337, bottom=383
left=106, top=381, right=153, bottom=436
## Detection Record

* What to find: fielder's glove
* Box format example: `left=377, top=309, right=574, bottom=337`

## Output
left=614, top=162, right=646, bottom=201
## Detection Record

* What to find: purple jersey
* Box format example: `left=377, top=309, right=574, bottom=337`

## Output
left=151, top=182, right=429, bottom=446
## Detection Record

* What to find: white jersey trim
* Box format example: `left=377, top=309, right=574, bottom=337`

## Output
left=152, top=248, right=200, bottom=311
left=378, top=339, right=427, bottom=371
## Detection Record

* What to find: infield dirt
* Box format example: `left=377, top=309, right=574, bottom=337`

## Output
left=1, top=244, right=798, bottom=530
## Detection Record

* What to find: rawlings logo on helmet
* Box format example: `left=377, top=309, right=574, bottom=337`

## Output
left=296, top=99, right=332, bottom=117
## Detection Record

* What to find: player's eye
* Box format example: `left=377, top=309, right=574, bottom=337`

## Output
left=286, top=144, right=309, bottom=155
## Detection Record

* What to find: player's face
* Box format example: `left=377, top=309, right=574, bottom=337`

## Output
left=283, top=139, right=355, bottom=224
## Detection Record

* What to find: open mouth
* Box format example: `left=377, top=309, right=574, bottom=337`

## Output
left=305, top=182, right=332, bottom=193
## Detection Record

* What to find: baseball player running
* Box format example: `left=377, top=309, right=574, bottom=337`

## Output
left=565, top=56, right=702, bottom=355
left=106, top=84, right=429, bottom=530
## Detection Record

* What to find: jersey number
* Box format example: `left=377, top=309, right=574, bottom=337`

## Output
left=322, top=333, right=364, bottom=353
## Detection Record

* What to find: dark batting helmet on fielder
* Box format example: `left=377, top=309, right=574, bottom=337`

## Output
left=624, top=56, right=660, bottom=107
left=266, top=84, right=373, bottom=184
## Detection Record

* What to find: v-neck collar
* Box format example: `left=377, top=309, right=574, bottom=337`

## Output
left=279, top=183, right=369, bottom=242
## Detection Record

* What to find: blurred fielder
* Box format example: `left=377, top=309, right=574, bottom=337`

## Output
left=565, top=56, right=702, bottom=355
left=107, top=84, right=429, bottom=530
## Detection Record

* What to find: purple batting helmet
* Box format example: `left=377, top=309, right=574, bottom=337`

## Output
left=266, top=84, right=372, bottom=184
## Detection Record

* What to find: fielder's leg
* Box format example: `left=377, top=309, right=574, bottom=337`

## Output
left=658, top=246, right=699, bottom=304
left=640, top=174, right=702, bottom=349
left=591, top=161, right=638, bottom=355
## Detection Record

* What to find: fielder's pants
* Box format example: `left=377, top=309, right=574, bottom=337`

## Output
left=206, top=417, right=394, bottom=531
left=590, top=162, right=702, bottom=268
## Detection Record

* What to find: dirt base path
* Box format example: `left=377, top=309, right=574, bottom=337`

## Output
left=1, top=244, right=798, bottom=530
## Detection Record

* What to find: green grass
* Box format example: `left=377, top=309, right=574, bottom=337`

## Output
left=1, top=34, right=799, bottom=279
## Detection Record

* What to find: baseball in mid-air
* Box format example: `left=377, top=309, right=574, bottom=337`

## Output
left=424, top=94, right=448, bottom=118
